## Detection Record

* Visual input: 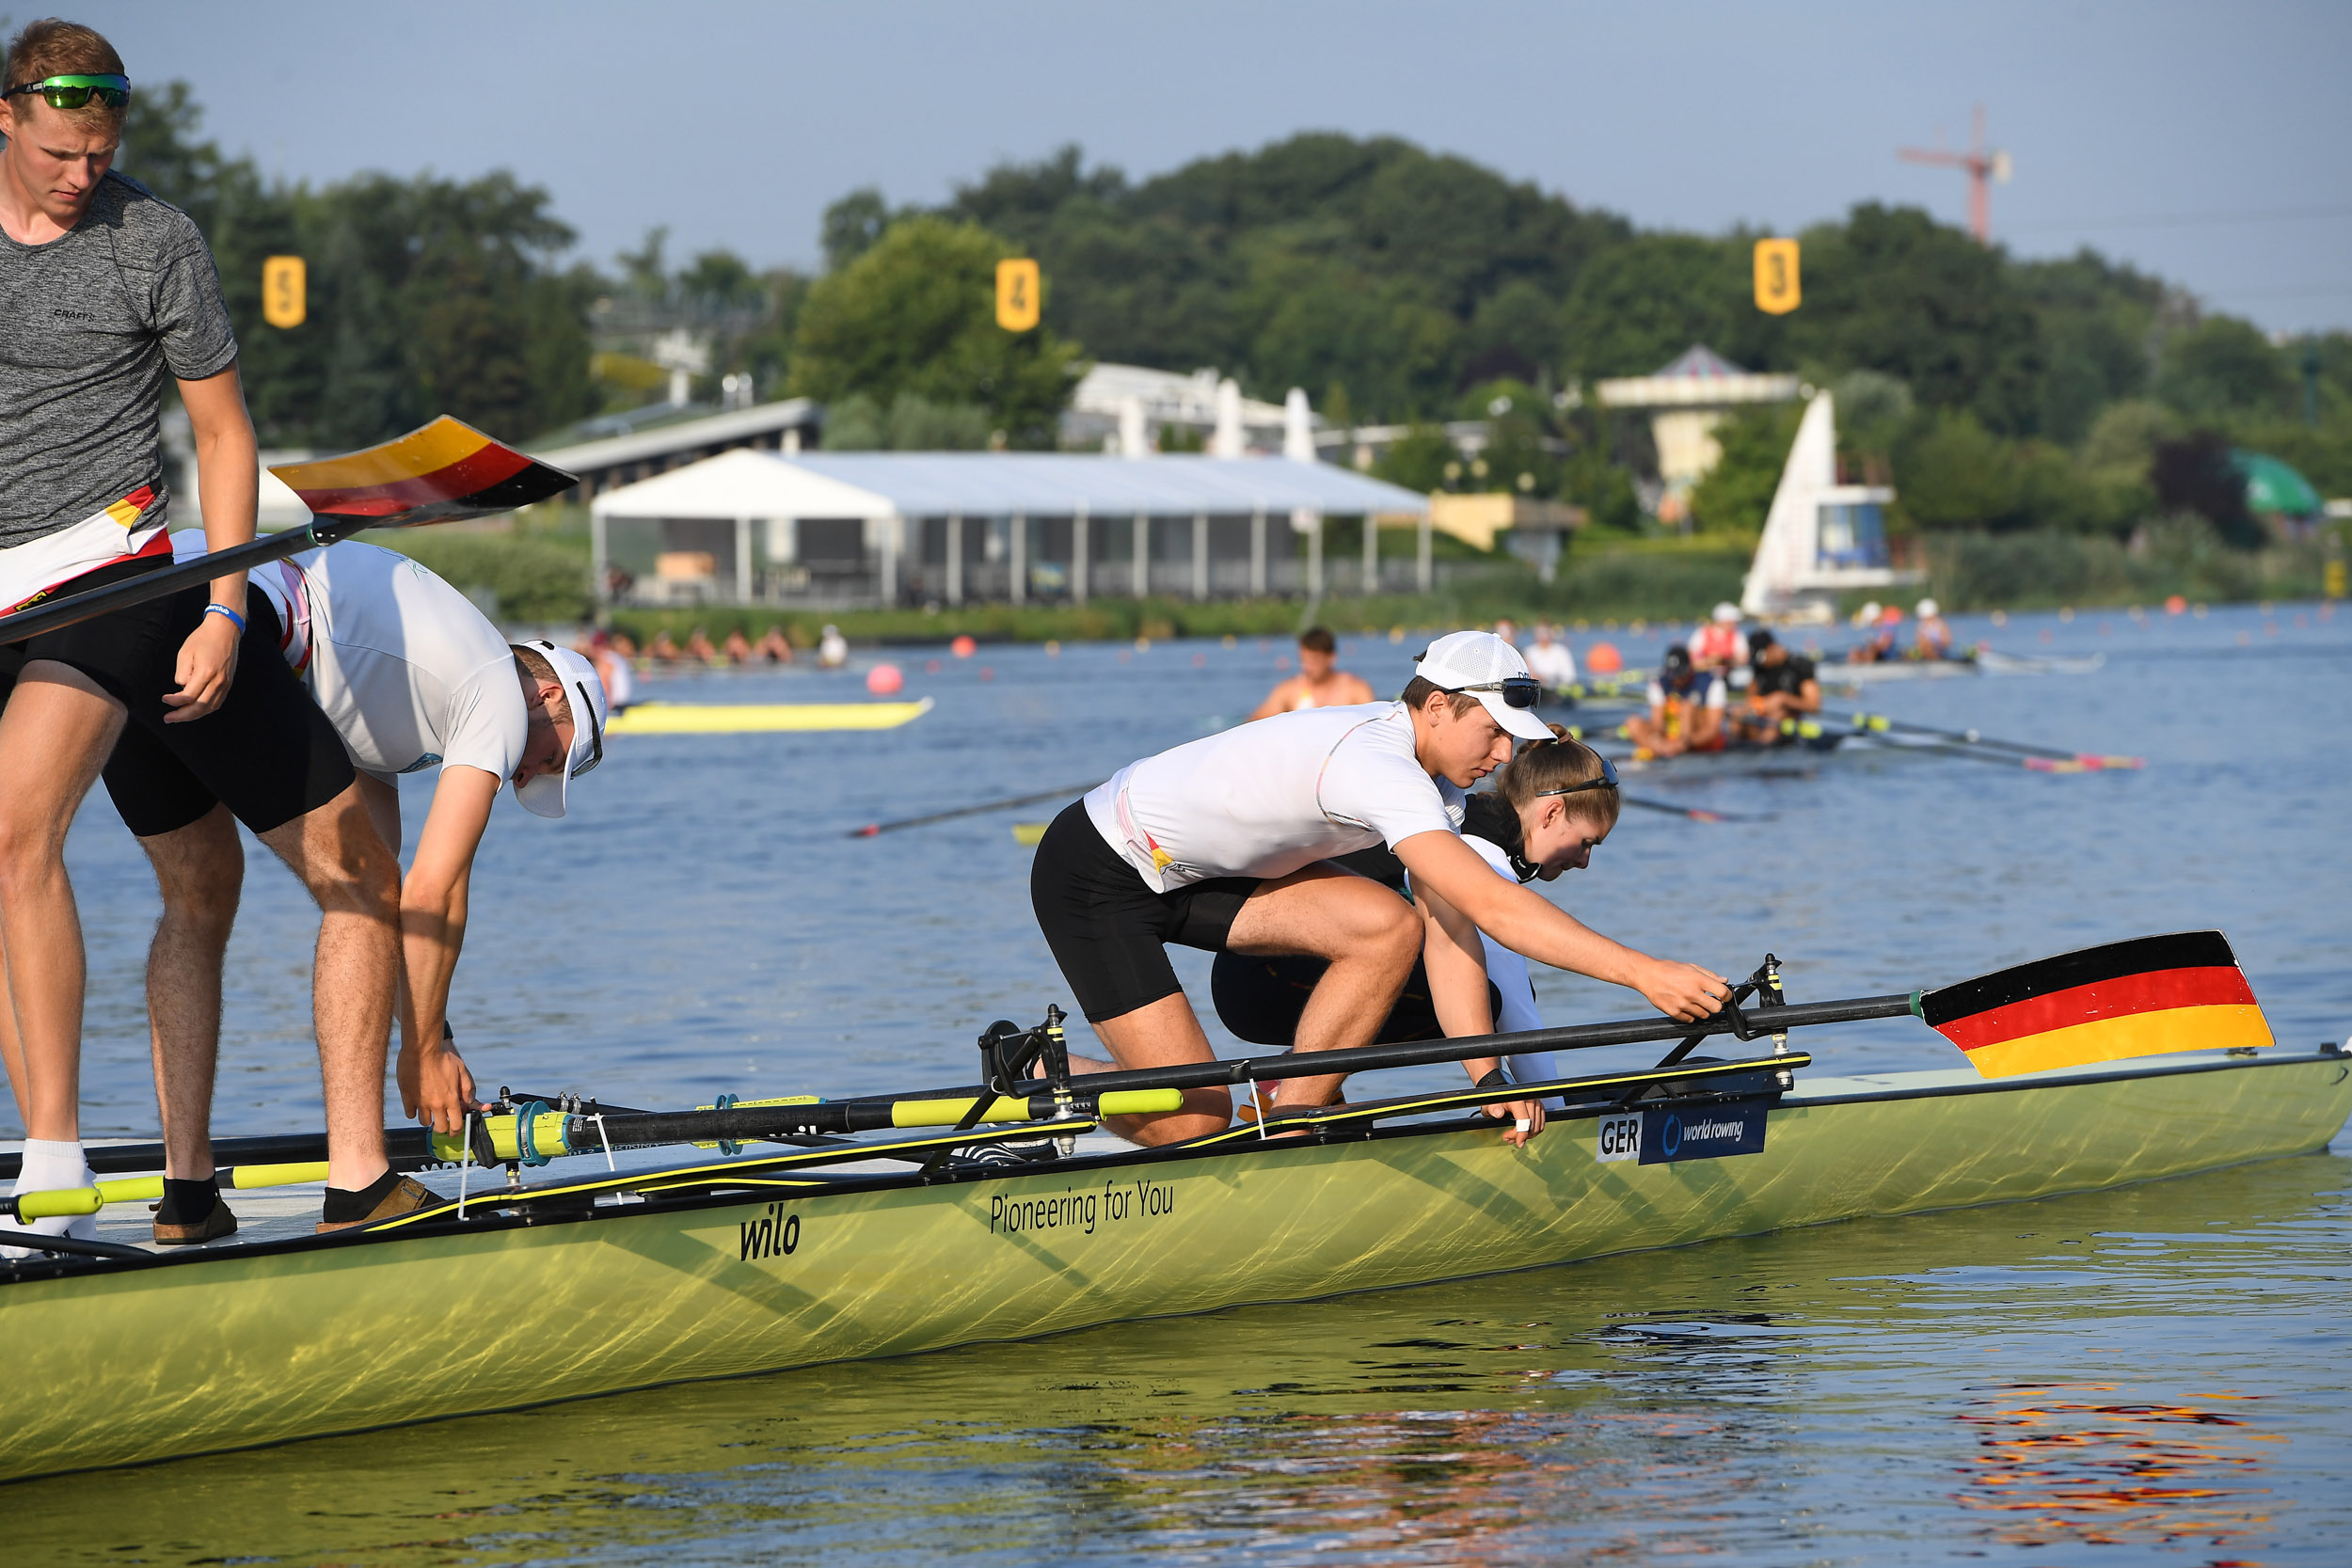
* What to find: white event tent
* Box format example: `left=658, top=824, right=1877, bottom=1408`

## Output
left=589, top=448, right=1433, bottom=606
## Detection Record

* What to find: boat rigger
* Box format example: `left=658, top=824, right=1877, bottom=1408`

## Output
left=0, top=932, right=2342, bottom=1484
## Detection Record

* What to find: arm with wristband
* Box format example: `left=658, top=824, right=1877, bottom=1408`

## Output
left=166, top=364, right=257, bottom=722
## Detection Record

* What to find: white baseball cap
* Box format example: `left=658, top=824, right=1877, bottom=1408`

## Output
left=1412, top=630, right=1553, bottom=742
left=1915, top=598, right=1940, bottom=618
left=511, top=639, right=611, bottom=819
left=1712, top=601, right=1740, bottom=623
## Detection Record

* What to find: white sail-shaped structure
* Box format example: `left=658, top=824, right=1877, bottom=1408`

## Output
left=1740, top=391, right=1916, bottom=618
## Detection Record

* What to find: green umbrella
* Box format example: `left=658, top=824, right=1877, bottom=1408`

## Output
left=2232, top=450, right=2324, bottom=515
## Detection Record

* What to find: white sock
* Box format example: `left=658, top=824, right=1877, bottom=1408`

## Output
left=4, top=1138, right=99, bottom=1257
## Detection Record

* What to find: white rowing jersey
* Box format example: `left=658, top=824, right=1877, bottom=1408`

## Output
left=171, top=533, right=527, bottom=784
left=1085, top=703, right=1465, bottom=894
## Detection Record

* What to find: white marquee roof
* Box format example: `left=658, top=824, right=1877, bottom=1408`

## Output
left=590, top=448, right=1428, bottom=521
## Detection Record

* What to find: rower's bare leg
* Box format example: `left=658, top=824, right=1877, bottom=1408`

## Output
left=255, top=784, right=401, bottom=1191
left=1227, top=863, right=1421, bottom=1111
left=0, top=662, right=127, bottom=1142
left=1076, top=996, right=1233, bottom=1146
left=350, top=773, right=420, bottom=1049
left=137, top=805, right=246, bottom=1180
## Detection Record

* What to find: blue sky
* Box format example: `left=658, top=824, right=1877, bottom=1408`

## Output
left=62, top=0, right=2352, bottom=334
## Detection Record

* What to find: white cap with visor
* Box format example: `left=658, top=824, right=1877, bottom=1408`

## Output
left=511, top=640, right=611, bottom=819
left=1412, top=629, right=1554, bottom=742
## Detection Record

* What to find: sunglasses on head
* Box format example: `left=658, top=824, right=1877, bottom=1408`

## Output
left=1533, top=755, right=1620, bottom=800
left=568, top=680, right=604, bottom=779
left=4, top=73, right=131, bottom=110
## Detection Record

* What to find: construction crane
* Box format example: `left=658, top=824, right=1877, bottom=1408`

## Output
left=1899, top=104, right=2012, bottom=244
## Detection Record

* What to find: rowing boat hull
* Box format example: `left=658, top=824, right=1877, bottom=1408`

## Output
left=1, top=1050, right=2342, bottom=1482
left=605, top=697, right=932, bottom=734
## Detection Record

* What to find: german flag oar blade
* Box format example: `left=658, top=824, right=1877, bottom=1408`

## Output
left=1918, top=929, right=2270, bottom=1078
left=271, top=417, right=574, bottom=523
left=0, top=420, right=574, bottom=646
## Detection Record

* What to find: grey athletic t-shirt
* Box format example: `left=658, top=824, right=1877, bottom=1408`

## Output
left=0, top=169, right=238, bottom=548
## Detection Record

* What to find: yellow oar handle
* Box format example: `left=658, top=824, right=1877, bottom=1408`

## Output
left=885, top=1088, right=1182, bottom=1129
left=10, top=1159, right=341, bottom=1219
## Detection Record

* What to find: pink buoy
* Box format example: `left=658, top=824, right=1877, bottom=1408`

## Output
left=950, top=634, right=977, bottom=658
left=866, top=663, right=905, bottom=695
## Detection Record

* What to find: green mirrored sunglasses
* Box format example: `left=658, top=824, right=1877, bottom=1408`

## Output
left=4, top=73, right=132, bottom=110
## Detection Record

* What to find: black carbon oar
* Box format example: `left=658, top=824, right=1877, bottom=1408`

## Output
left=850, top=782, right=1105, bottom=837
left=0, top=419, right=574, bottom=647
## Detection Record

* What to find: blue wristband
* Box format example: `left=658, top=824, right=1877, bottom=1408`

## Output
left=203, top=602, right=246, bottom=634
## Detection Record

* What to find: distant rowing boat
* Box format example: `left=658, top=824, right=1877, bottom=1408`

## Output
left=0, top=934, right=2335, bottom=1483
left=606, top=697, right=934, bottom=735
left=1821, top=650, right=2106, bottom=683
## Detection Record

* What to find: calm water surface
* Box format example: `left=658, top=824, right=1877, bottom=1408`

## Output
left=11, top=600, right=2350, bottom=1561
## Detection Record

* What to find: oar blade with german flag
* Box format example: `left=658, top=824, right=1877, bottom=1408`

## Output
left=1917, top=929, right=2270, bottom=1079
left=269, top=417, right=573, bottom=525
left=0, top=420, right=574, bottom=647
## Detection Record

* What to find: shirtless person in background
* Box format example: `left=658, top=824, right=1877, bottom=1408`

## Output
left=1248, top=626, right=1375, bottom=719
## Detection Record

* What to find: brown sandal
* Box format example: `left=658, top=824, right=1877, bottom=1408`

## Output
left=315, top=1175, right=438, bottom=1233
left=152, top=1200, right=239, bottom=1246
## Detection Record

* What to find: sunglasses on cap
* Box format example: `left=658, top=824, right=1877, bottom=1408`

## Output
left=5, top=73, right=131, bottom=109
left=1533, top=755, right=1620, bottom=800
left=1441, top=675, right=1541, bottom=709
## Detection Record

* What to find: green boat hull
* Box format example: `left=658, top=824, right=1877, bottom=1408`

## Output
left=2, top=1049, right=2344, bottom=1482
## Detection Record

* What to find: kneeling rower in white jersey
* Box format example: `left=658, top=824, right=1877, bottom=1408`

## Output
left=1028, top=630, right=1727, bottom=1147
left=97, top=537, right=609, bottom=1237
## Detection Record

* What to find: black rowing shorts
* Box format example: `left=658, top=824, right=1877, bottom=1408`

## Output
left=1209, top=950, right=1502, bottom=1049
left=1029, top=800, right=1258, bottom=1023
left=0, top=560, right=354, bottom=838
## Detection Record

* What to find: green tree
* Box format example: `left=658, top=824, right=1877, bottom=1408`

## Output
left=1690, top=404, right=1802, bottom=535
left=821, top=188, right=891, bottom=272
left=787, top=216, right=1083, bottom=443
left=1786, top=204, right=2042, bottom=435
left=2157, top=317, right=2292, bottom=420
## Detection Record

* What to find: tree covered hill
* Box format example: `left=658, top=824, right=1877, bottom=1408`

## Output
left=922, top=137, right=2193, bottom=446
left=104, top=86, right=2351, bottom=534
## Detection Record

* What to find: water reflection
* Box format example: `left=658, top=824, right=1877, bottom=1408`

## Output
left=14, top=1151, right=2345, bottom=1564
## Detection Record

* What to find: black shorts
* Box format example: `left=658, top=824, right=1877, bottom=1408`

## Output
left=1209, top=950, right=1503, bottom=1049
left=0, top=561, right=354, bottom=838
left=1029, top=800, right=1259, bottom=1022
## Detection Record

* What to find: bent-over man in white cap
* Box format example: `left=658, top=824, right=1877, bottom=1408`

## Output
left=98, top=537, right=609, bottom=1241
left=1028, top=629, right=1727, bottom=1147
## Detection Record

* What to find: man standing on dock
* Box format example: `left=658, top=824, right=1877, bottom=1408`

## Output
left=0, top=20, right=410, bottom=1248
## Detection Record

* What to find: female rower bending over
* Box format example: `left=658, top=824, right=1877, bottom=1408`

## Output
left=1029, top=630, right=1725, bottom=1148
left=1211, top=729, right=1627, bottom=1097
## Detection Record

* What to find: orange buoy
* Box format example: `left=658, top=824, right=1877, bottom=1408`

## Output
left=866, top=663, right=904, bottom=695
left=950, top=634, right=977, bottom=658
left=2165, top=594, right=2186, bottom=615
left=1586, top=641, right=1623, bottom=674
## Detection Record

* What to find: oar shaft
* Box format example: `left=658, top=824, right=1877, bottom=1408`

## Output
left=0, top=514, right=385, bottom=647
left=563, top=1087, right=1179, bottom=1152
left=852, top=782, right=1104, bottom=837
left=890, top=993, right=1921, bottom=1105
